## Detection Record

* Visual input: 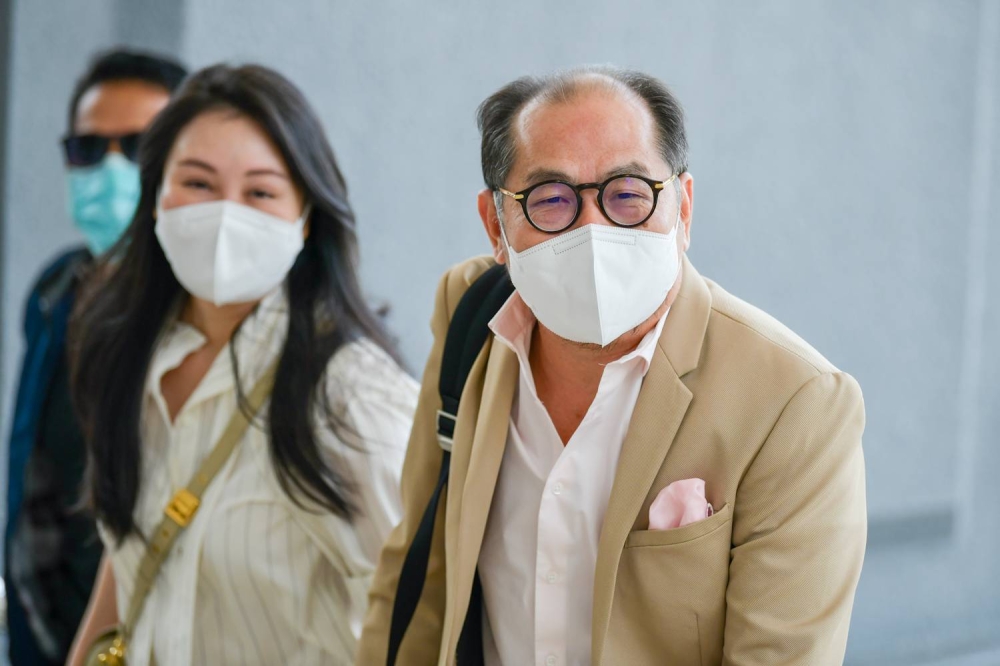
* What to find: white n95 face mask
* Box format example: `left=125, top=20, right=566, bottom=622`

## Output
left=155, top=199, right=309, bottom=305
left=501, top=218, right=682, bottom=346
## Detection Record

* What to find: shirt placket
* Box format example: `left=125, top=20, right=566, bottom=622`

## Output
left=162, top=408, right=198, bottom=664
left=532, top=362, right=635, bottom=666
left=534, top=448, right=575, bottom=666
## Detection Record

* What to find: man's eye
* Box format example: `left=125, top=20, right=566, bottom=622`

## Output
left=611, top=190, right=650, bottom=201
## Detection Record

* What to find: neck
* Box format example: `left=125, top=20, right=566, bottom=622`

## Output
left=181, top=296, right=259, bottom=347
left=526, top=298, right=669, bottom=445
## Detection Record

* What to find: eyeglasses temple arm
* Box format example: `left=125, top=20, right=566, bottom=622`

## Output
left=497, top=187, right=525, bottom=200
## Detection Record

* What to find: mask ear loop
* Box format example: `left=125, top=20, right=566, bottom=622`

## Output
left=671, top=177, right=684, bottom=242
left=296, top=203, right=313, bottom=230
left=153, top=188, right=164, bottom=220
left=495, top=200, right=517, bottom=262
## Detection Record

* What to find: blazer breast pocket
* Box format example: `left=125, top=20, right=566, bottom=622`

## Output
left=624, top=502, right=732, bottom=548
left=609, top=504, right=733, bottom=666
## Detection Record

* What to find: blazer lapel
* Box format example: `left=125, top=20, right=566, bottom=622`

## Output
left=445, top=337, right=519, bottom=653
left=591, top=256, right=712, bottom=663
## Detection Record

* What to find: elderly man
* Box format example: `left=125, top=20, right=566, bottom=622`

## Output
left=358, top=66, right=867, bottom=666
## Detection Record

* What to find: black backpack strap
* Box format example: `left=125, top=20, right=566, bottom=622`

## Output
left=455, top=572, right=485, bottom=666
left=387, top=264, right=513, bottom=666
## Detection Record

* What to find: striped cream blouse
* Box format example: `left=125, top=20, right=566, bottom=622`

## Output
left=97, top=290, right=418, bottom=665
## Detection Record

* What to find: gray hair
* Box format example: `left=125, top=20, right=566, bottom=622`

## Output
left=476, top=65, right=689, bottom=192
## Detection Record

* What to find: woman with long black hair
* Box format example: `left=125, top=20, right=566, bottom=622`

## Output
left=66, top=64, right=417, bottom=665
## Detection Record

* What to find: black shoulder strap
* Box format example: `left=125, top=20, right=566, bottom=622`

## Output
left=387, top=264, right=513, bottom=666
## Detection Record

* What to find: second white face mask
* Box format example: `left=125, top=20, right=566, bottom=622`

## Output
left=502, top=219, right=682, bottom=347
left=155, top=199, right=308, bottom=306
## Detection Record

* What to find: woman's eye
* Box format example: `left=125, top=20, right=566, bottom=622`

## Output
left=182, top=179, right=211, bottom=190
left=250, top=189, right=275, bottom=199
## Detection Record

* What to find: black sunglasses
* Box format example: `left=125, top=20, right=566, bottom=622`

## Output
left=62, top=133, right=143, bottom=167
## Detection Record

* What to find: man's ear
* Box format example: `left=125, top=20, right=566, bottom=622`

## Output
left=678, top=172, right=694, bottom=251
left=478, top=188, right=507, bottom=264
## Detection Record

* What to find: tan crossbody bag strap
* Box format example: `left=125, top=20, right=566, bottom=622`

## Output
left=120, top=361, right=278, bottom=639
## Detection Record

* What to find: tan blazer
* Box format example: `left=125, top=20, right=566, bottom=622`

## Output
left=357, top=255, right=866, bottom=666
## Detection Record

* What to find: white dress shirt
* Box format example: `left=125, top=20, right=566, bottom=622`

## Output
left=98, top=290, right=418, bottom=665
left=479, top=293, right=668, bottom=666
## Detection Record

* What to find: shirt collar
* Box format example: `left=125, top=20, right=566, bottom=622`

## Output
left=488, top=292, right=669, bottom=378
left=146, top=287, right=288, bottom=418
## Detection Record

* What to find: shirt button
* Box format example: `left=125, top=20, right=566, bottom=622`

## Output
left=546, top=656, right=557, bottom=666
left=545, top=571, right=558, bottom=584
left=552, top=482, right=563, bottom=495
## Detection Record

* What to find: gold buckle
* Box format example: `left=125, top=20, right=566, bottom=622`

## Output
left=97, top=635, right=127, bottom=664
left=164, top=489, right=200, bottom=526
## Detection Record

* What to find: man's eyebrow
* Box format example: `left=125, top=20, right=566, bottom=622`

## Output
left=522, top=168, right=573, bottom=186
left=599, top=162, right=652, bottom=180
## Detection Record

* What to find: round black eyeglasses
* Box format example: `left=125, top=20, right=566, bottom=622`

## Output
left=497, top=174, right=677, bottom=234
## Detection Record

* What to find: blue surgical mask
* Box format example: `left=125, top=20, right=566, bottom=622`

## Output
left=66, top=152, right=141, bottom=256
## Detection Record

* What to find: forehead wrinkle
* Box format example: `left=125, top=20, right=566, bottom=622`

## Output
left=510, top=86, right=660, bottom=187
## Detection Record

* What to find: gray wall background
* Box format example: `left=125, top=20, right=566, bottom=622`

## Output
left=0, top=0, right=9, bottom=418
left=2, top=1, right=998, bottom=664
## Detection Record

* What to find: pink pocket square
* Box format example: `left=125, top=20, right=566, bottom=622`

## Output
left=648, top=478, right=714, bottom=530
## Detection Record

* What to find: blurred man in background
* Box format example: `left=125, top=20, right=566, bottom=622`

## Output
left=4, top=49, right=186, bottom=665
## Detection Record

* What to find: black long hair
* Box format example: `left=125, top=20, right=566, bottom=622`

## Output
left=70, top=64, right=399, bottom=543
